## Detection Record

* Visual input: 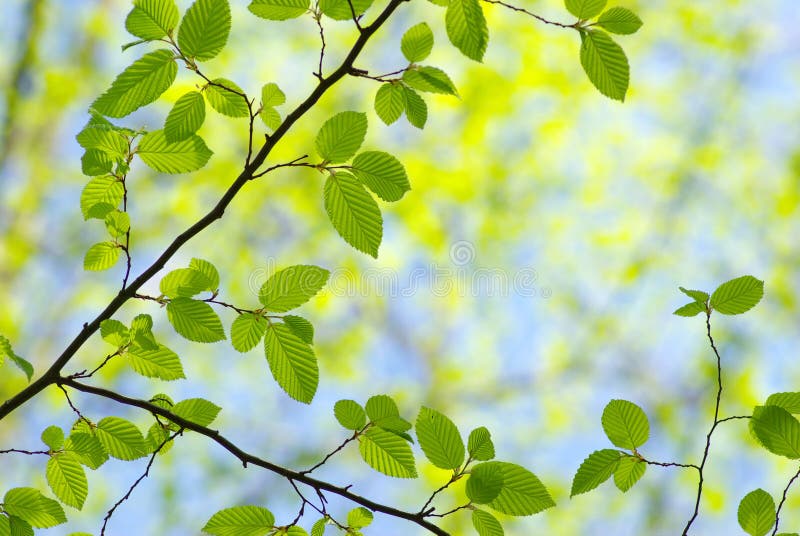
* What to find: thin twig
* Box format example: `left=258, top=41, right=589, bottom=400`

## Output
left=70, top=349, right=123, bottom=380
left=773, top=465, right=800, bottom=536
left=427, top=503, right=472, bottom=518
left=481, top=0, right=578, bottom=29
left=0, top=448, right=50, bottom=455
left=313, top=7, right=326, bottom=81
left=57, top=383, right=91, bottom=426
left=251, top=155, right=312, bottom=179
left=638, top=456, right=700, bottom=471
left=349, top=67, right=407, bottom=83
left=717, top=415, right=750, bottom=424
left=300, top=430, right=362, bottom=475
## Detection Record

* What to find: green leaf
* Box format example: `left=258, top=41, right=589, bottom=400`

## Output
left=766, top=393, right=800, bottom=414
left=126, top=0, right=180, bottom=40
left=75, top=125, right=128, bottom=158
left=248, top=0, right=309, bottom=20
left=95, top=417, right=147, bottom=460
left=471, top=509, right=504, bottom=536
left=64, top=432, right=108, bottom=470
left=564, top=0, right=606, bottom=19
left=401, top=23, right=434, bottom=62
left=579, top=29, right=629, bottom=101
left=137, top=130, right=213, bottom=174
left=285, top=527, right=309, bottom=536
left=128, top=343, right=186, bottom=380
left=485, top=462, right=555, bottom=515
left=178, top=0, right=232, bottom=61
left=710, top=275, right=764, bottom=315
left=84, top=242, right=121, bottom=271
left=467, top=462, right=504, bottom=504
left=751, top=405, right=800, bottom=459
left=260, top=107, right=282, bottom=131
left=146, top=423, right=174, bottom=454
left=104, top=210, right=130, bottom=238
left=46, top=453, right=88, bottom=509
left=415, top=406, right=465, bottom=470
left=402, top=66, right=458, bottom=96
left=679, top=286, right=709, bottom=303
left=80, top=176, right=124, bottom=220
left=334, top=399, right=367, bottom=430
left=613, top=456, right=646, bottom=492
left=358, top=427, right=417, bottom=478
left=347, top=507, right=373, bottom=529
left=205, top=79, right=249, bottom=118
left=231, top=313, right=268, bottom=353
left=264, top=323, right=319, bottom=403
left=172, top=398, right=221, bottom=427
left=601, top=399, right=649, bottom=450
left=282, top=315, right=314, bottom=344
left=737, top=489, right=775, bottom=536
left=673, top=301, right=706, bottom=317
left=570, top=449, right=622, bottom=497
left=0, top=335, right=34, bottom=381
left=160, top=268, right=211, bottom=298
left=92, top=49, right=177, bottom=118
left=3, top=488, right=66, bottom=528
left=315, top=112, right=368, bottom=164
left=318, top=0, right=374, bottom=20
left=9, top=517, right=34, bottom=536
left=0, top=517, right=7, bottom=536
left=81, top=149, right=114, bottom=176
left=165, top=91, right=206, bottom=142
left=41, top=426, right=65, bottom=450
left=261, top=82, right=286, bottom=107
left=324, top=172, right=382, bottom=257
left=402, top=86, right=428, bottom=128
left=365, top=394, right=400, bottom=422
left=468, top=427, right=495, bottom=461
left=166, top=297, right=226, bottom=343
left=202, top=505, right=275, bottom=536
left=190, top=258, right=220, bottom=289
left=351, top=151, right=411, bottom=202
left=596, top=6, right=642, bottom=34
left=130, top=314, right=159, bottom=350
left=374, top=83, right=405, bottom=126
left=310, top=518, right=327, bottom=536
left=258, top=265, right=330, bottom=312
left=445, top=0, right=489, bottom=62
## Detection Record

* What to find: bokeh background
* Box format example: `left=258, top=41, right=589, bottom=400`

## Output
left=1, top=0, right=799, bottom=534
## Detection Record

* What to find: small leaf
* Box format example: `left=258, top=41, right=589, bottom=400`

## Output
left=486, top=462, right=555, bottom=515
left=248, top=0, right=310, bottom=20
left=374, top=83, right=405, bottom=126
left=467, top=462, right=504, bottom=504
left=166, top=297, right=226, bottom=343
left=137, top=130, right=213, bottom=173
left=178, top=0, right=232, bottom=61
left=146, top=423, right=174, bottom=454
left=613, top=456, right=646, bottom=492
left=710, top=275, right=764, bottom=315
left=751, top=405, right=800, bottom=459
left=264, top=324, right=319, bottom=403
left=172, top=398, right=221, bottom=427
left=324, top=172, right=382, bottom=257
left=260, top=107, right=282, bottom=131
left=125, top=0, right=180, bottom=40
left=64, top=433, right=108, bottom=470
left=468, top=427, right=495, bottom=461
left=261, top=83, right=286, bottom=107
left=202, top=505, right=275, bottom=536
left=471, top=509, right=504, bottom=536
left=365, top=394, right=400, bottom=422
left=95, top=417, right=147, bottom=460
left=84, top=242, right=121, bottom=271
left=673, top=301, right=706, bottom=317
left=165, top=91, right=206, bottom=142
left=415, top=406, right=465, bottom=470
left=445, top=0, right=489, bottom=62
left=104, top=210, right=130, bottom=238
left=601, top=399, right=649, bottom=450
left=351, top=151, right=411, bottom=202
left=3, top=488, right=66, bottom=528
left=128, top=344, right=186, bottom=380
left=401, top=22, right=434, bottom=62
left=347, top=507, right=373, bottom=529
left=231, top=313, right=268, bottom=352
left=80, top=176, right=124, bottom=220
left=570, top=449, right=622, bottom=497
left=402, top=86, right=427, bottom=128
left=81, top=149, right=114, bottom=176
left=738, top=489, right=776, bottom=536
left=579, top=29, right=629, bottom=101
left=41, top=426, right=65, bottom=450
left=318, top=0, right=374, bottom=20
left=358, top=427, right=417, bottom=478
left=310, top=518, right=327, bottom=536
left=282, top=315, right=314, bottom=344
left=46, top=453, right=89, bottom=509
left=92, top=49, right=177, bottom=118
left=564, top=0, right=606, bottom=19
left=160, top=268, right=213, bottom=298
left=679, top=286, right=709, bottom=304
left=316, top=112, right=368, bottom=164
left=258, top=265, right=330, bottom=312
left=205, top=78, right=250, bottom=118
left=334, top=399, right=367, bottom=430
left=189, top=258, right=220, bottom=290
left=402, top=66, right=458, bottom=95
left=596, top=6, right=642, bottom=34
left=0, top=335, right=34, bottom=381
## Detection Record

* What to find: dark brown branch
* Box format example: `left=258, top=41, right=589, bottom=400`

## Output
left=0, top=448, right=50, bottom=455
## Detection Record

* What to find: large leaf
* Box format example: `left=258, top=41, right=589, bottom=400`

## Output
left=415, top=406, right=465, bottom=470
left=374, top=83, right=405, bottom=126
left=351, top=151, right=411, bottom=202
left=738, top=489, right=776, bottom=536
left=601, top=399, right=649, bottom=450
left=95, top=417, right=147, bottom=460
left=710, top=275, right=764, bottom=315
left=315, top=112, right=367, bottom=164
left=466, top=462, right=504, bottom=504
left=205, top=78, right=250, bottom=118
left=3, top=488, right=66, bottom=528
left=613, top=455, right=646, bottom=492
left=485, top=462, right=555, bottom=515
left=128, top=343, right=186, bottom=380
left=358, top=427, right=417, bottom=478
left=401, top=23, right=434, bottom=63
left=165, top=91, right=206, bottom=142
left=202, top=506, right=275, bottom=536
left=46, top=454, right=88, bottom=509
left=597, top=6, right=643, bottom=35
left=324, top=172, right=382, bottom=257
left=471, top=509, right=503, bottom=536
left=564, top=0, right=606, bottom=19
left=92, top=49, right=177, bottom=118
left=579, top=29, right=629, bottom=101
left=248, top=0, right=310, bottom=20
left=570, top=449, right=622, bottom=497
left=166, top=297, right=226, bottom=343
left=445, top=0, right=488, bottom=62
left=258, top=265, right=330, bottom=312
left=751, top=405, right=800, bottom=459
left=126, top=0, right=180, bottom=40
left=231, top=313, right=268, bottom=352
left=178, top=0, right=232, bottom=61
left=264, top=323, right=319, bottom=403
left=766, top=392, right=800, bottom=414
left=137, top=130, right=213, bottom=173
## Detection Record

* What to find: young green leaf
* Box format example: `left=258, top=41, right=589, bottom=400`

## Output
left=679, top=286, right=709, bottom=303
left=310, top=518, right=327, bottom=536
left=324, top=172, right=382, bottom=257
left=41, top=426, right=65, bottom=451
left=750, top=405, right=800, bottom=459
left=178, top=0, right=232, bottom=61
left=570, top=449, right=622, bottom=497
left=205, top=79, right=250, bottom=118
left=484, top=462, right=555, bottom=515
left=365, top=394, right=400, bottom=422
left=231, top=313, right=268, bottom=352
left=402, top=66, right=458, bottom=96
left=351, top=151, right=411, bottom=202
left=282, top=315, right=314, bottom=344
left=84, top=242, right=121, bottom=271
left=358, top=427, right=417, bottom=478
left=445, top=0, right=488, bottom=62
left=315, top=112, right=368, bottom=163
left=468, top=427, right=495, bottom=461
left=75, top=125, right=128, bottom=158
left=374, top=83, right=405, bottom=126
left=172, top=398, right=222, bottom=427
left=82, top=149, right=115, bottom=176
left=673, top=301, right=706, bottom=317
left=466, top=462, right=504, bottom=504
left=264, top=323, right=319, bottom=403
left=80, top=176, right=124, bottom=220
left=564, top=0, right=606, bottom=19
left=613, top=456, right=646, bottom=492
left=137, top=130, right=213, bottom=173
left=401, top=23, right=434, bottom=62
left=166, top=297, right=226, bottom=343
left=415, top=406, right=465, bottom=470
left=202, top=505, right=275, bottom=536
left=0, top=335, right=34, bottom=381
left=258, top=265, right=330, bottom=312
left=64, top=433, right=109, bottom=470
left=402, top=86, right=428, bottom=128
left=248, top=0, right=310, bottom=21
left=165, top=91, right=206, bottom=142
left=130, top=314, right=159, bottom=350
left=738, top=489, right=775, bottom=536
left=128, top=344, right=186, bottom=380
left=601, top=399, right=649, bottom=450
left=95, top=417, right=147, bottom=460
left=100, top=320, right=129, bottom=347
left=765, top=392, right=800, bottom=414
left=3, top=488, right=67, bottom=528
left=92, top=49, right=177, bottom=118
left=710, top=275, right=764, bottom=315
left=261, top=82, right=286, bottom=107
left=104, top=210, right=130, bottom=238
left=318, top=0, right=374, bottom=21
left=190, top=258, right=219, bottom=289
left=471, top=509, right=503, bottom=536
left=579, top=29, right=629, bottom=101
left=146, top=423, right=174, bottom=454
left=125, top=0, right=180, bottom=40
left=334, top=399, right=367, bottom=430
left=260, top=107, right=282, bottom=131
left=347, top=507, right=373, bottom=529
left=160, top=268, right=213, bottom=298
left=46, top=453, right=88, bottom=509
left=596, top=6, right=643, bottom=35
